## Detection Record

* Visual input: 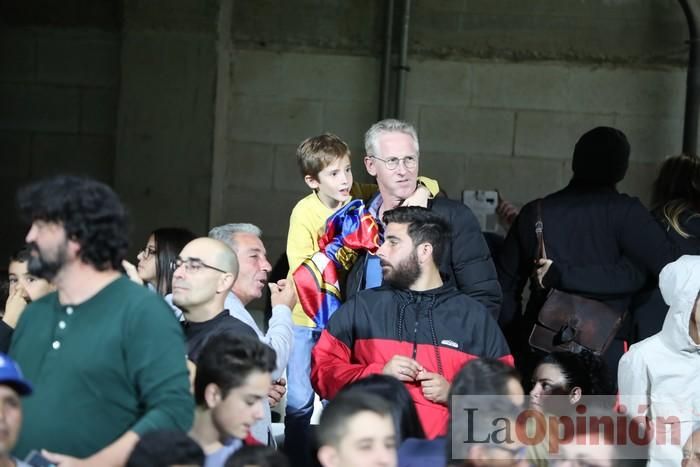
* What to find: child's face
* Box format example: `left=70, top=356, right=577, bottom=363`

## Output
left=306, top=155, right=353, bottom=209
left=8, top=260, right=54, bottom=302
left=210, top=370, right=271, bottom=440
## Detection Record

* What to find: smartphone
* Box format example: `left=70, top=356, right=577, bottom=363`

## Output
left=24, top=450, right=57, bottom=467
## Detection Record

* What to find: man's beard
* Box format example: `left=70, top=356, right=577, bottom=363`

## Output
left=27, top=241, right=68, bottom=281
left=381, top=250, right=421, bottom=290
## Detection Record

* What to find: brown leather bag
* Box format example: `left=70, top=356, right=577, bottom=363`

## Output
left=528, top=201, right=625, bottom=355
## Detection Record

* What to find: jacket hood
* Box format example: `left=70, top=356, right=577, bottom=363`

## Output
left=389, top=279, right=461, bottom=304
left=658, top=255, right=700, bottom=352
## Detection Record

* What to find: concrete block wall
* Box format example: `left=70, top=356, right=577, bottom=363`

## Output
left=408, top=59, right=685, bottom=203
left=0, top=25, right=120, bottom=256
left=215, top=0, right=691, bottom=265
left=1, top=0, right=691, bottom=278
left=115, top=0, right=222, bottom=257
left=212, top=49, right=381, bottom=260
left=231, top=0, right=686, bottom=65
left=216, top=49, right=686, bottom=265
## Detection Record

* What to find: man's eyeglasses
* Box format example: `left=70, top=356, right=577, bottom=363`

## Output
left=140, top=246, right=157, bottom=260
left=170, top=257, right=229, bottom=274
left=370, top=155, right=418, bottom=170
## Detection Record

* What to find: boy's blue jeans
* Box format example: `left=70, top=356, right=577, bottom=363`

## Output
left=284, top=325, right=322, bottom=466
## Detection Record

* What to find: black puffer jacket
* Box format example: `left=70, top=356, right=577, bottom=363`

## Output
left=345, top=196, right=502, bottom=319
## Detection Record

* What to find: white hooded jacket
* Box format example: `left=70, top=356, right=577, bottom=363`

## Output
left=618, top=255, right=700, bottom=466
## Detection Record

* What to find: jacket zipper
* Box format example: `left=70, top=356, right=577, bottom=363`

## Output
left=411, top=309, right=419, bottom=360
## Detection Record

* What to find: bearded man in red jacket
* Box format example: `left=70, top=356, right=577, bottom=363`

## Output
left=311, top=206, right=513, bottom=439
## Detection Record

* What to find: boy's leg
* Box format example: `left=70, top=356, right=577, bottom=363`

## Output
left=283, top=325, right=320, bottom=466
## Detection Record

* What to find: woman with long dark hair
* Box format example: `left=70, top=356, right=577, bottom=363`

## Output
left=123, top=228, right=196, bottom=295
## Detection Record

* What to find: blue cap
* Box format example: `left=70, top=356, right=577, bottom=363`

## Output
left=0, top=353, right=32, bottom=395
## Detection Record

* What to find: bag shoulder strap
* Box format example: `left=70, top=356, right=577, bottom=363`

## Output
left=535, top=200, right=548, bottom=261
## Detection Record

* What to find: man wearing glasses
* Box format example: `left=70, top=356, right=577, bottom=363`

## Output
left=346, top=119, right=501, bottom=319
left=171, top=237, right=258, bottom=363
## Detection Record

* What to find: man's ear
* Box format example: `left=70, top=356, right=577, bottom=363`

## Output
left=417, top=242, right=433, bottom=264
left=317, top=445, right=338, bottom=467
left=217, top=272, right=235, bottom=294
left=67, top=238, right=82, bottom=259
left=304, top=175, right=320, bottom=190
left=204, top=383, right=222, bottom=409
left=364, top=156, right=377, bottom=177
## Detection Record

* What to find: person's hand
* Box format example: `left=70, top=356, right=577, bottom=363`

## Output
left=416, top=370, right=450, bottom=404
left=121, top=260, right=143, bottom=285
left=270, top=279, right=297, bottom=309
left=496, top=195, right=519, bottom=230
left=3, top=286, right=27, bottom=328
left=268, top=378, right=287, bottom=407
left=535, top=258, right=553, bottom=288
left=401, top=184, right=431, bottom=208
left=383, top=355, right=423, bottom=382
left=41, top=450, right=92, bottom=466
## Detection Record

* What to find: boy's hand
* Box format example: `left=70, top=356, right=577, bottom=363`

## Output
left=383, top=355, right=423, bottom=381
left=401, top=184, right=431, bottom=208
left=416, top=370, right=450, bottom=404
left=270, top=279, right=297, bottom=309
left=3, top=286, right=28, bottom=328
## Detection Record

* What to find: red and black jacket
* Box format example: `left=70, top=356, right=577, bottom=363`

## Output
left=311, top=282, right=513, bottom=439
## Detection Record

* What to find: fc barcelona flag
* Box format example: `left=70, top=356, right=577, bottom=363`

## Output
left=293, top=199, right=380, bottom=329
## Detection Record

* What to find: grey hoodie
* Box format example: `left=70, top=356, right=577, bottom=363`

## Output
left=619, top=255, right=700, bottom=466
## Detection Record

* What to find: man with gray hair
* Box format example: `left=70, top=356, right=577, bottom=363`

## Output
left=208, top=223, right=294, bottom=383
left=346, top=118, right=502, bottom=318
left=208, top=223, right=295, bottom=447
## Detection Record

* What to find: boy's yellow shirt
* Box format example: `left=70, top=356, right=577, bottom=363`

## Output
left=286, top=176, right=439, bottom=327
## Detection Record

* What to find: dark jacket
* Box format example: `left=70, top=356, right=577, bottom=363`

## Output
left=345, top=195, right=502, bottom=319
left=182, top=310, right=257, bottom=363
left=311, top=281, right=512, bottom=439
left=631, top=210, right=700, bottom=340
left=497, top=181, right=676, bottom=329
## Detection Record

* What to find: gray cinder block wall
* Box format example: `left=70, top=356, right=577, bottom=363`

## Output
left=0, top=1, right=120, bottom=256
left=0, top=0, right=692, bottom=272
left=215, top=0, right=689, bottom=264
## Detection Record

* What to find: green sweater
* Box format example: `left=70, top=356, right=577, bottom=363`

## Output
left=10, top=275, right=194, bottom=458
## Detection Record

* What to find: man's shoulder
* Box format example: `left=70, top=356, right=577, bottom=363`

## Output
left=354, top=286, right=396, bottom=302
left=218, top=314, right=258, bottom=338
left=113, top=277, right=169, bottom=306
left=429, top=197, right=478, bottom=224
left=440, top=289, right=494, bottom=319
left=20, top=291, right=57, bottom=319
left=104, top=277, right=176, bottom=323
left=430, top=196, right=466, bottom=211
left=337, top=287, right=396, bottom=313
left=435, top=289, right=494, bottom=325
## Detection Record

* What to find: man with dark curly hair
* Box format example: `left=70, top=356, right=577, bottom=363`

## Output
left=9, top=175, right=194, bottom=465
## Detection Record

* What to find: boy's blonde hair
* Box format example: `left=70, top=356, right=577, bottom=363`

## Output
left=296, top=133, right=351, bottom=179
